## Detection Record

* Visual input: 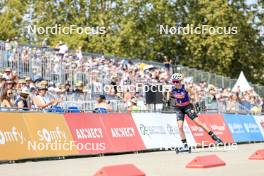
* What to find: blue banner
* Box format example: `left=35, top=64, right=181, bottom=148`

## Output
left=223, top=114, right=264, bottom=142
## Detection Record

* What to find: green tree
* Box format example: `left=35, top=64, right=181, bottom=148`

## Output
left=0, top=0, right=28, bottom=40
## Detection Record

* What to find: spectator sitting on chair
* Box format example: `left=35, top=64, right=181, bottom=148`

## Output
left=94, top=95, right=112, bottom=113
left=0, top=89, right=14, bottom=109
left=15, top=88, right=31, bottom=111
left=33, top=86, right=59, bottom=110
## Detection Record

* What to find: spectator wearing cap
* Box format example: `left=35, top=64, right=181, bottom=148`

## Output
left=0, top=89, right=14, bottom=109
left=25, top=77, right=32, bottom=88
left=40, top=80, right=48, bottom=87
left=15, top=88, right=31, bottom=111
left=94, top=95, right=112, bottom=113
left=33, top=86, right=59, bottom=110
left=16, top=79, right=27, bottom=91
left=73, top=81, right=85, bottom=101
left=74, top=81, right=84, bottom=93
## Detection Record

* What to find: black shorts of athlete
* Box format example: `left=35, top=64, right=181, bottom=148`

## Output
left=175, top=103, right=198, bottom=121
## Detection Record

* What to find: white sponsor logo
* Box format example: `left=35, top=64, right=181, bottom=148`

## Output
left=244, top=123, right=260, bottom=133
left=140, top=124, right=166, bottom=136
left=229, top=123, right=244, bottom=133
left=0, top=127, right=24, bottom=144
left=111, top=128, right=135, bottom=138
left=76, top=128, right=103, bottom=139
left=37, top=127, right=66, bottom=142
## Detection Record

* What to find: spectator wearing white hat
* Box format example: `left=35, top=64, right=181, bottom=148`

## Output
left=57, top=41, right=68, bottom=57
left=14, top=88, right=31, bottom=111
left=2, top=68, right=13, bottom=80
left=128, top=98, right=140, bottom=112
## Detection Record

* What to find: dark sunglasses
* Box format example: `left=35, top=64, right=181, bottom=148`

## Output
left=172, top=80, right=181, bottom=84
left=7, top=92, right=13, bottom=95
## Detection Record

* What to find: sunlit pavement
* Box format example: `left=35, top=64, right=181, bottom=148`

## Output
left=0, top=143, right=263, bottom=176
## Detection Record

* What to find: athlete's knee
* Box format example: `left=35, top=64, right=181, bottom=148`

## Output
left=178, top=122, right=184, bottom=131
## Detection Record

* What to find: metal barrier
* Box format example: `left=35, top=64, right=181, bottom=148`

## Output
left=0, top=99, right=128, bottom=113
left=60, top=100, right=128, bottom=112
left=0, top=98, right=262, bottom=115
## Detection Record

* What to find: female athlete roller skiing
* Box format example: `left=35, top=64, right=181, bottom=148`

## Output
left=170, top=73, right=223, bottom=151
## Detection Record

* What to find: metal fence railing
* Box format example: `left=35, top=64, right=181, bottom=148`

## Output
left=1, top=100, right=262, bottom=115
left=1, top=40, right=264, bottom=97
left=1, top=39, right=264, bottom=111
left=174, top=65, right=264, bottom=97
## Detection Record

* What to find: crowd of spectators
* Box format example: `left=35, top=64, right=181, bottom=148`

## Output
left=186, top=82, right=263, bottom=114
left=0, top=39, right=263, bottom=114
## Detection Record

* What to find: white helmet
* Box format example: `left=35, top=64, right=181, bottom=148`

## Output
left=171, top=73, right=183, bottom=81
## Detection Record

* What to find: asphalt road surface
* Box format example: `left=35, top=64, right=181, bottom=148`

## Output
left=0, top=143, right=263, bottom=176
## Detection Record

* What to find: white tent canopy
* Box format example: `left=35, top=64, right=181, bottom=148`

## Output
left=232, top=71, right=252, bottom=92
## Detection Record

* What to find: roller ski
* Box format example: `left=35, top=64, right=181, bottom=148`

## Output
left=175, top=144, right=191, bottom=154
left=210, top=133, right=224, bottom=145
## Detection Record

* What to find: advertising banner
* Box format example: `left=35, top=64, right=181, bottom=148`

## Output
left=132, top=113, right=196, bottom=148
left=253, top=115, right=264, bottom=138
left=23, top=113, right=78, bottom=157
left=100, top=113, right=146, bottom=152
left=223, top=114, right=264, bottom=142
left=64, top=113, right=113, bottom=154
left=0, top=112, right=36, bottom=160
left=186, top=114, right=234, bottom=145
